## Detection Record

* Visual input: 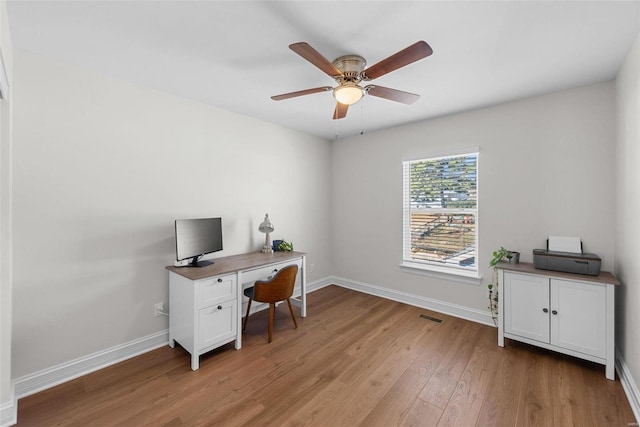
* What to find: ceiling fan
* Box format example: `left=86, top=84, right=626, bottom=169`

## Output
left=271, top=41, right=433, bottom=120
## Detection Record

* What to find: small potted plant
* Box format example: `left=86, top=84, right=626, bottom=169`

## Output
left=277, top=240, right=294, bottom=252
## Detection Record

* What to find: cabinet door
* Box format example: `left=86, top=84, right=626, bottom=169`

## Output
left=504, top=272, right=550, bottom=343
left=198, top=300, right=237, bottom=351
left=550, top=279, right=606, bottom=358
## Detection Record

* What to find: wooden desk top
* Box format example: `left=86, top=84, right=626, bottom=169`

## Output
left=166, top=251, right=306, bottom=281
left=496, top=262, right=619, bottom=286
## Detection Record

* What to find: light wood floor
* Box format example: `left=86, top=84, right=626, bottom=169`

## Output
left=17, top=285, right=636, bottom=426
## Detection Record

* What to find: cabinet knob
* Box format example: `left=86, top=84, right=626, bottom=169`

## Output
left=217, top=305, right=222, bottom=310
left=273, top=269, right=278, bottom=273
left=552, top=310, right=558, bottom=315
left=217, top=278, right=222, bottom=283
left=543, top=308, right=549, bottom=313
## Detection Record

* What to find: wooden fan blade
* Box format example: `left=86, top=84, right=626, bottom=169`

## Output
left=333, top=102, right=349, bottom=120
left=365, top=85, right=420, bottom=105
left=271, top=86, right=333, bottom=101
left=290, top=42, right=343, bottom=78
left=362, top=41, right=433, bottom=81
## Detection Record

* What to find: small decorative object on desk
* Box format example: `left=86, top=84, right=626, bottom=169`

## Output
left=278, top=240, right=294, bottom=252
left=258, top=213, right=274, bottom=253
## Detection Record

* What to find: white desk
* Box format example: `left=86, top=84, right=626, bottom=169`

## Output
left=166, top=251, right=307, bottom=370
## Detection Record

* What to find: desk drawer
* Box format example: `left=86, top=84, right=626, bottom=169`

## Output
left=241, top=258, right=302, bottom=285
left=198, top=299, right=237, bottom=352
left=197, top=274, right=237, bottom=309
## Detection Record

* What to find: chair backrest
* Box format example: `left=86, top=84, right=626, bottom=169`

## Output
left=253, top=264, right=299, bottom=304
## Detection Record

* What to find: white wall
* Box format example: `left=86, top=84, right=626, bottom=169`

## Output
left=11, top=51, right=332, bottom=379
left=331, top=82, right=616, bottom=313
left=616, top=32, right=640, bottom=408
left=0, top=0, right=14, bottom=422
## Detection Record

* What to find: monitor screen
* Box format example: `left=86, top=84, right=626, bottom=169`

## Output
left=175, top=217, right=223, bottom=267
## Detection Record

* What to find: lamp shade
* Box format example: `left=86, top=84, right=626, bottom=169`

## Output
left=333, top=84, right=364, bottom=105
left=259, top=213, right=274, bottom=233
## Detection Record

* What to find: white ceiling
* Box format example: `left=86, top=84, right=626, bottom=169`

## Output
left=7, top=1, right=640, bottom=140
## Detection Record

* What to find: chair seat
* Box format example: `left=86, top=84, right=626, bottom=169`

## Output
left=243, top=286, right=254, bottom=299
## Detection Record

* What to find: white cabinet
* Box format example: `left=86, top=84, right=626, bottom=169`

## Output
left=498, top=264, right=617, bottom=380
left=169, top=273, right=238, bottom=371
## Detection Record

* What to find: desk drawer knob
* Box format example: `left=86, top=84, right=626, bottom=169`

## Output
left=217, top=278, right=222, bottom=283
left=273, top=269, right=278, bottom=273
left=217, top=305, right=222, bottom=310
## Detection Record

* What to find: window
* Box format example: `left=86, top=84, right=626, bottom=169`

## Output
left=402, top=152, right=478, bottom=276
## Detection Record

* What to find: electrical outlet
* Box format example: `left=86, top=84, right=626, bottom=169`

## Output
left=154, top=302, right=165, bottom=317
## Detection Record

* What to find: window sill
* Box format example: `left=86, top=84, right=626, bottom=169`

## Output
left=399, top=262, right=482, bottom=286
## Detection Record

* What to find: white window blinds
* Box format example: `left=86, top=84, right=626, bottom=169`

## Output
left=402, top=152, right=478, bottom=272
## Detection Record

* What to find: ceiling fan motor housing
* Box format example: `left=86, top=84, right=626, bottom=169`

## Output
left=333, top=55, right=366, bottom=84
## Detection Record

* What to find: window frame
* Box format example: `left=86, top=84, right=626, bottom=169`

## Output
left=401, top=150, right=480, bottom=282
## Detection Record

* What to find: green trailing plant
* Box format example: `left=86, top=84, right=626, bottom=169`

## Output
left=489, top=247, right=512, bottom=267
left=278, top=240, right=294, bottom=252
left=488, top=247, right=513, bottom=326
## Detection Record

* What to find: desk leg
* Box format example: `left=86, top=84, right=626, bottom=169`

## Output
left=497, top=269, right=504, bottom=347
left=236, top=271, right=243, bottom=350
left=301, top=256, right=307, bottom=318
left=191, top=355, right=199, bottom=371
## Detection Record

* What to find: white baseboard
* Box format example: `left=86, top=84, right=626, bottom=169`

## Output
left=328, top=276, right=494, bottom=326
left=303, top=276, right=335, bottom=294
left=15, top=330, right=169, bottom=399
left=0, top=385, right=17, bottom=427
left=617, top=349, right=640, bottom=423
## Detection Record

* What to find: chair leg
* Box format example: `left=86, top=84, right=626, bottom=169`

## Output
left=243, top=298, right=252, bottom=332
left=268, top=303, right=275, bottom=343
left=286, top=298, right=298, bottom=329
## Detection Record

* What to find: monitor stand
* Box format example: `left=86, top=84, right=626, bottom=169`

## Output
left=189, top=257, right=214, bottom=268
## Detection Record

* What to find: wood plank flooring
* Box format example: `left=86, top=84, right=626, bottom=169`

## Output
left=16, top=285, right=636, bottom=426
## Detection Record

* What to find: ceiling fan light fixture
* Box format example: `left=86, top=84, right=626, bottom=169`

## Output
left=333, top=84, right=364, bottom=105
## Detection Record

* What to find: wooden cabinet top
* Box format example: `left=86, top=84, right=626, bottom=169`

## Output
left=496, top=262, right=619, bottom=286
left=166, top=251, right=306, bottom=281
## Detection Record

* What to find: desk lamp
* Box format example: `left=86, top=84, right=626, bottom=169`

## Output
left=259, top=213, right=274, bottom=253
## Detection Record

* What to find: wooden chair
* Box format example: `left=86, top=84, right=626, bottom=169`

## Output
left=242, top=264, right=298, bottom=343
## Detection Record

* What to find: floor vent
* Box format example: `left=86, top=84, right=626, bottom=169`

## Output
left=419, top=314, right=443, bottom=323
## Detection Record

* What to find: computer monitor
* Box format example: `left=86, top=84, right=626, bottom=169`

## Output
left=174, top=217, right=223, bottom=267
